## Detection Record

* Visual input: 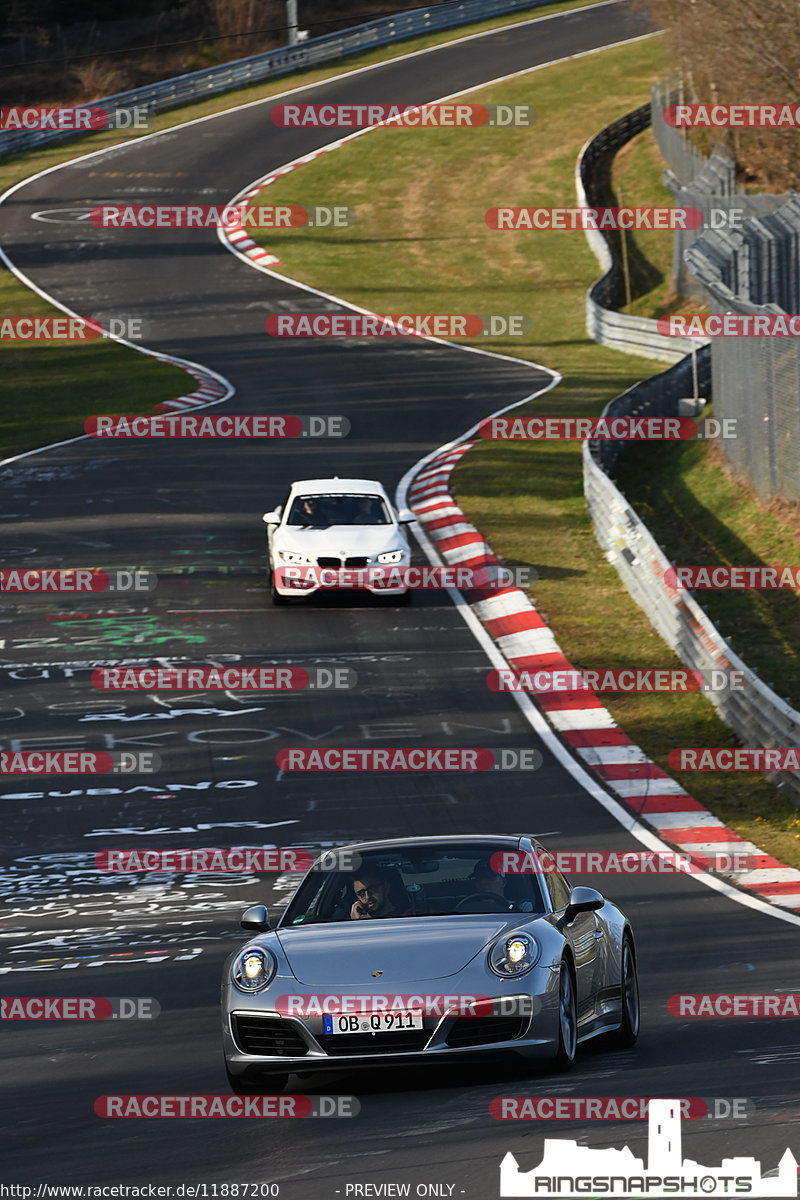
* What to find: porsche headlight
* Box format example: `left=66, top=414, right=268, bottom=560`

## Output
left=377, top=549, right=405, bottom=563
left=489, top=933, right=540, bottom=978
left=278, top=551, right=312, bottom=565
left=231, top=947, right=277, bottom=993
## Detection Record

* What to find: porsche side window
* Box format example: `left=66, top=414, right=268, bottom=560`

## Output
left=540, top=853, right=571, bottom=910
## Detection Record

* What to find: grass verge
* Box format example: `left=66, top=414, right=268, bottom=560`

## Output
left=245, top=33, right=800, bottom=867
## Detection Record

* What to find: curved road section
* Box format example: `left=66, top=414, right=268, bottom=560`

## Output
left=1, top=3, right=798, bottom=1195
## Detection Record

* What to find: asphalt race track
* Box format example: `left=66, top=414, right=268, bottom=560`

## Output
left=1, top=1, right=799, bottom=1194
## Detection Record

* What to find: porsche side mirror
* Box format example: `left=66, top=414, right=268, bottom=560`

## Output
left=563, top=886, right=604, bottom=924
left=240, top=904, right=271, bottom=932
left=262, top=511, right=280, bottom=525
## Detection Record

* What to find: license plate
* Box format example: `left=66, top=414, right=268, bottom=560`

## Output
left=323, top=1011, right=423, bottom=1035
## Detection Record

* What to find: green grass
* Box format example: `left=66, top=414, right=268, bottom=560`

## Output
left=0, top=275, right=188, bottom=461
left=243, top=33, right=800, bottom=867
left=0, top=0, right=608, bottom=462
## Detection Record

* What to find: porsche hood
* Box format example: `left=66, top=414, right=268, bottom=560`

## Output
left=275, top=917, right=514, bottom=985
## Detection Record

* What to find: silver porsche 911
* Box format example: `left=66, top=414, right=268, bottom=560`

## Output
left=221, top=835, right=639, bottom=1093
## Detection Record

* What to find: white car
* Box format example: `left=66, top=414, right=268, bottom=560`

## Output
left=263, top=477, right=415, bottom=605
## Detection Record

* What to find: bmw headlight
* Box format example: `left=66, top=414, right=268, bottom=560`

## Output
left=489, top=933, right=540, bottom=978
left=278, top=551, right=312, bottom=565
left=231, top=947, right=277, bottom=993
left=377, top=549, right=405, bottom=564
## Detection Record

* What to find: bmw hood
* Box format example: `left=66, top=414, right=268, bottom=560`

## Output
left=277, top=525, right=404, bottom=559
left=275, top=918, right=512, bottom=985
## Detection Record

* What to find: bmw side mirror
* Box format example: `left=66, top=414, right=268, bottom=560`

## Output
left=240, top=904, right=271, bottom=932
left=563, top=886, right=604, bottom=924
left=397, top=509, right=416, bottom=524
left=262, top=511, right=280, bottom=525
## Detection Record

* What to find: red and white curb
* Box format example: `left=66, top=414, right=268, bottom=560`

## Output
left=151, top=358, right=231, bottom=412
left=219, top=132, right=367, bottom=269
left=408, top=446, right=800, bottom=914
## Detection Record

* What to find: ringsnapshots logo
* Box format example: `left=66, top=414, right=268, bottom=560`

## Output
left=0, top=106, right=151, bottom=131
left=84, top=414, right=349, bottom=438
left=271, top=102, right=536, bottom=128
left=1, top=996, right=159, bottom=1019
left=0, top=750, right=160, bottom=775
left=276, top=747, right=543, bottom=772
left=91, top=204, right=355, bottom=229
left=498, top=1098, right=798, bottom=1197
left=265, top=314, right=530, bottom=338
left=1, top=568, right=157, bottom=593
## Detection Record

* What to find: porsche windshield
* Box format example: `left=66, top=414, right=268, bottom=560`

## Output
left=279, top=846, right=547, bottom=926
left=286, top=494, right=392, bottom=527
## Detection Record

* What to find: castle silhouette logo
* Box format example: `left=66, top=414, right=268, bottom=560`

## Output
left=500, top=1099, right=797, bottom=1197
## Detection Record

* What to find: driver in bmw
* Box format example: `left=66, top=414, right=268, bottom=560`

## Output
left=350, top=870, right=410, bottom=919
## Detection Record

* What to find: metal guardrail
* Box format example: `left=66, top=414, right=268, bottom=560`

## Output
left=576, top=103, right=701, bottom=363
left=684, top=197, right=800, bottom=502
left=650, top=78, right=714, bottom=188
left=580, top=102, right=800, bottom=801
left=584, top=426, right=800, bottom=803
left=0, top=0, right=552, bottom=162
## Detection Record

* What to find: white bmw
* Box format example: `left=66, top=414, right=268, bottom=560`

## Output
left=263, top=477, right=415, bottom=604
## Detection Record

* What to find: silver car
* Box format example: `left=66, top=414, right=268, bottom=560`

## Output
left=221, top=835, right=639, bottom=1093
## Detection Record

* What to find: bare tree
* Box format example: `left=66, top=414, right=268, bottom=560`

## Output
left=635, top=0, right=800, bottom=188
